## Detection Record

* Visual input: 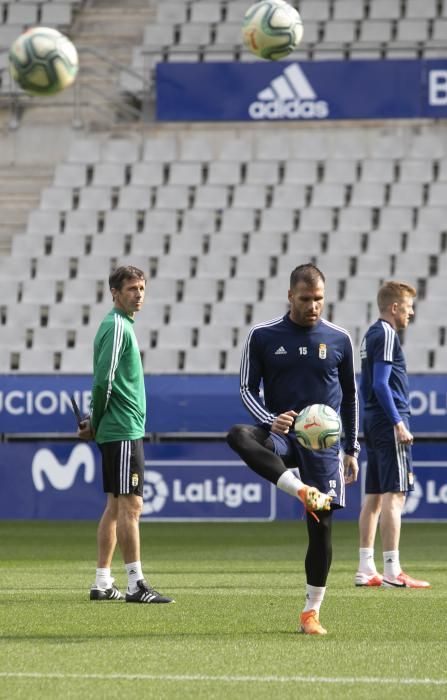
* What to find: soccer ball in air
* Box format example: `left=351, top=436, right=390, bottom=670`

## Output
left=242, top=0, right=303, bottom=60
left=9, top=27, right=79, bottom=96
left=294, top=404, right=341, bottom=450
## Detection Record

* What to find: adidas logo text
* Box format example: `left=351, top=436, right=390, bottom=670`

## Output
left=249, top=63, right=329, bottom=121
left=275, top=346, right=287, bottom=355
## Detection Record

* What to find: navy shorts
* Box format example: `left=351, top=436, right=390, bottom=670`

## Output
left=363, top=413, right=414, bottom=494
left=270, top=432, right=345, bottom=508
left=99, top=439, right=145, bottom=497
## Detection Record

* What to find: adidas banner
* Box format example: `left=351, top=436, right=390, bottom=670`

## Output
left=0, top=440, right=446, bottom=521
left=156, top=59, right=447, bottom=122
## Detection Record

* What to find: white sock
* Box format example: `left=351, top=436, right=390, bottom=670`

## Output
left=95, top=567, right=113, bottom=589
left=358, top=547, right=377, bottom=575
left=277, top=470, right=304, bottom=497
left=383, top=550, right=401, bottom=579
left=303, top=584, right=326, bottom=613
left=125, top=561, right=144, bottom=593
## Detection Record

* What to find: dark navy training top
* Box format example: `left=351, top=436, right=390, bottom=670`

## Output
left=240, top=313, right=360, bottom=456
left=360, top=318, right=410, bottom=422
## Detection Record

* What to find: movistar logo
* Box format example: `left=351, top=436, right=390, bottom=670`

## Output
left=32, top=444, right=95, bottom=491
left=249, top=63, right=329, bottom=120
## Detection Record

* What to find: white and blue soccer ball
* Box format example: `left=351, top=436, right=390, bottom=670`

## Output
left=242, top=0, right=304, bottom=60
left=294, top=404, right=341, bottom=450
left=9, top=26, right=79, bottom=96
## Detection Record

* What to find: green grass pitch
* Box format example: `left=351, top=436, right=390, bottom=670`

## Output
left=0, top=520, right=446, bottom=699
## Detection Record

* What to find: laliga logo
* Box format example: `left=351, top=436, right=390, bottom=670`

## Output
left=142, top=469, right=263, bottom=515
left=142, top=470, right=169, bottom=515
left=32, top=444, right=95, bottom=491
left=403, top=477, right=423, bottom=515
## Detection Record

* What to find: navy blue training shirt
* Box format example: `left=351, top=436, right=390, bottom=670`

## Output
left=240, top=313, right=360, bottom=456
left=360, top=318, right=410, bottom=422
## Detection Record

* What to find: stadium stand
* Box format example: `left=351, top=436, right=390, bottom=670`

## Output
left=1, top=0, right=447, bottom=375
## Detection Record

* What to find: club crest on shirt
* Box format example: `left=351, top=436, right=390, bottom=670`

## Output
left=319, top=344, right=327, bottom=359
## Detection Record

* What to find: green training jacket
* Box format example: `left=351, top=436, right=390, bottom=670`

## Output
left=90, top=308, right=146, bottom=444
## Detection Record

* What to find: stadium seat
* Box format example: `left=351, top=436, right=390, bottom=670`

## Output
left=168, top=301, right=208, bottom=327
left=210, top=300, right=252, bottom=326
left=143, top=348, right=181, bottom=373
left=299, top=0, right=331, bottom=21
left=323, top=159, right=358, bottom=184
left=59, top=347, right=93, bottom=374
left=195, top=253, right=235, bottom=279
left=27, top=210, right=61, bottom=235
left=130, top=162, right=165, bottom=187
left=53, top=163, right=88, bottom=188
left=360, top=159, right=396, bottom=183
left=169, top=162, right=203, bottom=186
left=235, top=253, right=275, bottom=279
left=155, top=325, right=194, bottom=349
left=250, top=301, right=288, bottom=325
left=101, top=139, right=140, bottom=164
left=198, top=324, right=237, bottom=349
left=103, top=210, right=138, bottom=234
left=207, top=161, right=241, bottom=186
left=406, top=0, right=438, bottom=18
left=270, top=184, right=307, bottom=208
left=14, top=348, right=57, bottom=373
left=258, top=208, right=297, bottom=233
left=145, top=277, right=179, bottom=302
left=40, top=4, right=72, bottom=26
left=155, top=185, right=190, bottom=210
left=168, top=231, right=206, bottom=255
left=232, top=184, right=267, bottom=208
left=194, top=185, right=229, bottom=209
left=183, top=347, right=224, bottom=373
left=181, top=209, right=217, bottom=234
left=64, top=210, right=99, bottom=235
left=333, top=0, right=365, bottom=21
left=245, top=161, right=280, bottom=185
left=143, top=135, right=177, bottom=163
left=143, top=210, right=178, bottom=235
left=219, top=209, right=256, bottom=233
left=89, top=232, right=130, bottom=256
left=388, top=183, right=424, bottom=207
left=247, top=231, right=285, bottom=256
left=349, top=182, right=385, bottom=207
left=63, top=278, right=103, bottom=304
left=32, top=327, right=68, bottom=350
left=11, top=234, right=48, bottom=258
left=78, top=186, right=113, bottom=211
left=207, top=231, right=246, bottom=255
left=131, top=231, right=168, bottom=256
left=34, top=255, right=73, bottom=280
left=311, top=183, right=346, bottom=208
left=182, top=277, right=219, bottom=303
left=222, top=277, right=260, bottom=302
left=369, top=0, right=402, bottom=19
left=155, top=253, right=194, bottom=279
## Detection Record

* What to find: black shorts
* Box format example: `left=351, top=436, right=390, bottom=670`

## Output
left=99, top=439, right=144, bottom=497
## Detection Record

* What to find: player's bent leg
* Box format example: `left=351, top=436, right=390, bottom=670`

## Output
left=226, top=423, right=287, bottom=483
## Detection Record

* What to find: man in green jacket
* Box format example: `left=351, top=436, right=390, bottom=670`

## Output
left=78, top=265, right=174, bottom=604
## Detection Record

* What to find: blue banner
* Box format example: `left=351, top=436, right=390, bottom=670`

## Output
left=0, top=440, right=445, bottom=521
left=1, top=374, right=447, bottom=435
left=156, top=59, right=447, bottom=122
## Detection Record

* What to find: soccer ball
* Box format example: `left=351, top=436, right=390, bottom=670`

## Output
left=9, top=26, right=79, bottom=96
left=294, top=404, right=341, bottom=450
left=242, top=0, right=303, bottom=60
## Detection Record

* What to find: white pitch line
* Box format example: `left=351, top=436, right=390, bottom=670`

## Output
left=0, top=672, right=446, bottom=686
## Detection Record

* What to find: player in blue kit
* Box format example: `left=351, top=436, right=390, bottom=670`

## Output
left=355, top=281, right=430, bottom=589
left=227, top=263, right=360, bottom=635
